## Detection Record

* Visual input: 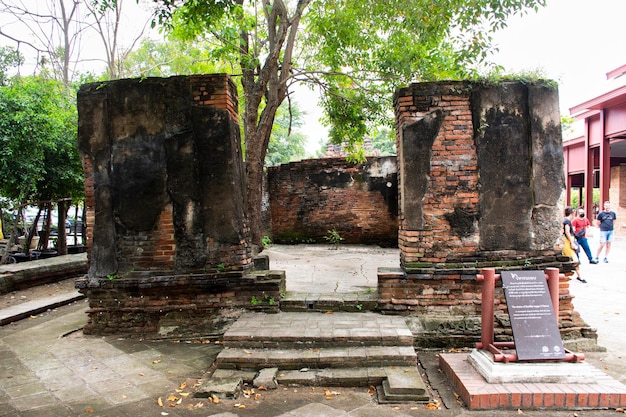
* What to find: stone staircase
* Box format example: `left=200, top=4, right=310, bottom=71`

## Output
left=198, top=311, right=430, bottom=403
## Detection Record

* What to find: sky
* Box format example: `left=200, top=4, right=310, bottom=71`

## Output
left=486, top=0, right=626, bottom=115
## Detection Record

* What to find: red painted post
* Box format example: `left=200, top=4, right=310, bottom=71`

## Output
left=478, top=268, right=496, bottom=350
left=545, top=267, right=560, bottom=318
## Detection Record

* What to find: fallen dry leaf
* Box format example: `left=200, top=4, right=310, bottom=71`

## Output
left=211, top=394, right=220, bottom=403
left=167, top=395, right=179, bottom=402
left=85, top=408, right=94, bottom=413
left=426, top=401, right=440, bottom=410
left=179, top=381, right=187, bottom=390
left=157, top=397, right=164, bottom=407
left=153, top=360, right=161, bottom=364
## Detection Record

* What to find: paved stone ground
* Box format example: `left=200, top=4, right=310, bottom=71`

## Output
left=0, top=236, right=625, bottom=416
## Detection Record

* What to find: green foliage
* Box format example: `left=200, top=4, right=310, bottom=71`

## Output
left=324, top=229, right=344, bottom=246
left=121, top=37, right=230, bottom=78
left=570, top=188, right=600, bottom=209
left=107, top=274, right=119, bottom=281
left=370, top=127, right=396, bottom=156
left=304, top=0, right=546, bottom=160
left=265, top=102, right=309, bottom=166
left=0, top=76, right=83, bottom=204
left=261, top=235, right=272, bottom=248
left=0, top=47, right=24, bottom=86
left=250, top=293, right=275, bottom=306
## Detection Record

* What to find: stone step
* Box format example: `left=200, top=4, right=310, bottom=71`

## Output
left=215, top=346, right=417, bottom=370
left=376, top=366, right=430, bottom=403
left=223, top=311, right=414, bottom=349
left=203, top=366, right=428, bottom=391
left=280, top=291, right=378, bottom=313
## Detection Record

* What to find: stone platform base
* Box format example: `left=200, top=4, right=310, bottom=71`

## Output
left=440, top=352, right=626, bottom=410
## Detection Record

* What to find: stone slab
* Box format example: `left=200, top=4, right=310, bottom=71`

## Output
left=378, top=380, right=430, bottom=403
left=385, top=367, right=427, bottom=395
left=0, top=292, right=85, bottom=325
left=194, top=377, right=242, bottom=399
left=469, top=349, right=595, bottom=384
left=254, top=367, right=278, bottom=389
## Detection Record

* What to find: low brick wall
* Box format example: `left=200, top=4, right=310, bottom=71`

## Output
left=378, top=257, right=597, bottom=349
left=267, top=157, right=398, bottom=246
left=76, top=269, right=285, bottom=338
left=0, top=254, right=88, bottom=295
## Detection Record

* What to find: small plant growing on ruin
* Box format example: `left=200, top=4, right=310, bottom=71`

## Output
left=262, top=235, right=272, bottom=248
left=107, top=274, right=119, bottom=281
left=324, top=229, right=343, bottom=249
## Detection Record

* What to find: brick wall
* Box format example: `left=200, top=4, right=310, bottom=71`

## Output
left=267, top=157, right=398, bottom=246
left=394, top=81, right=564, bottom=267
left=76, top=74, right=268, bottom=337
left=395, top=85, right=479, bottom=264
left=384, top=81, right=595, bottom=348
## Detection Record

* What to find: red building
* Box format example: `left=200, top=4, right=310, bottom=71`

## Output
left=563, top=64, right=626, bottom=231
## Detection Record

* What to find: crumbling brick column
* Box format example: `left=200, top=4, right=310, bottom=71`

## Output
left=381, top=81, right=595, bottom=349
left=76, top=75, right=284, bottom=337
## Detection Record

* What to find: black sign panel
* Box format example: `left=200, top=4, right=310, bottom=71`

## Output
left=500, top=271, right=566, bottom=361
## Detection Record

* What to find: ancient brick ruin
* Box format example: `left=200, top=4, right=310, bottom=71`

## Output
left=74, top=75, right=596, bottom=349
left=75, top=75, right=283, bottom=337
left=379, top=81, right=593, bottom=348
left=267, top=157, right=398, bottom=246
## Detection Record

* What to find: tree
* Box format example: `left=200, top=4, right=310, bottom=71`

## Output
left=84, top=0, right=151, bottom=79
left=120, top=36, right=230, bottom=78
left=0, top=45, right=23, bottom=85
left=0, top=75, right=83, bottom=255
left=370, top=127, right=396, bottom=157
left=265, top=102, right=308, bottom=166
left=110, top=0, right=547, bottom=247
left=0, top=0, right=151, bottom=85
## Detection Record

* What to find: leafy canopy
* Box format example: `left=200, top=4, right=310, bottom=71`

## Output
left=0, top=75, right=83, bottom=204
left=149, top=0, right=545, bottom=150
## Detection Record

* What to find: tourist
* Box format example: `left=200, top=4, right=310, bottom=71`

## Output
left=594, top=201, right=616, bottom=263
left=563, top=206, right=585, bottom=283
left=572, top=208, right=597, bottom=264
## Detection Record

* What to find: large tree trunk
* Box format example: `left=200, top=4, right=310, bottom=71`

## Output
left=241, top=0, right=310, bottom=248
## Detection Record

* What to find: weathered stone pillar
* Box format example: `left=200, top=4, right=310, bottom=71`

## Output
left=76, top=75, right=284, bottom=337
left=380, top=81, right=595, bottom=349
left=395, top=81, right=564, bottom=267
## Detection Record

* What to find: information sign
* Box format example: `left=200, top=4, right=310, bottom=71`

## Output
left=500, top=271, right=566, bottom=361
